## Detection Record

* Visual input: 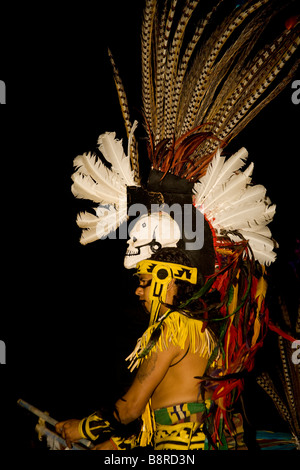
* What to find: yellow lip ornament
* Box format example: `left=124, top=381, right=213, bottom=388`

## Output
left=136, top=259, right=198, bottom=325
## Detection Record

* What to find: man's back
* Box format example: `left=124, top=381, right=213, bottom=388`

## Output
left=151, top=341, right=210, bottom=410
left=150, top=323, right=213, bottom=409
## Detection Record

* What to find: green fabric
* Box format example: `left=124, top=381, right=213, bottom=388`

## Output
left=154, top=401, right=210, bottom=426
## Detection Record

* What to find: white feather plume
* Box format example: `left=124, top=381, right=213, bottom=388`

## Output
left=239, top=231, right=275, bottom=251
left=194, top=147, right=248, bottom=206
left=78, top=226, right=100, bottom=246
left=98, top=132, right=136, bottom=186
left=213, top=147, right=249, bottom=187
left=77, top=211, right=99, bottom=228
left=71, top=130, right=140, bottom=245
left=194, top=147, right=277, bottom=265
left=223, top=184, right=267, bottom=210
left=76, top=203, right=128, bottom=245
left=193, top=149, right=225, bottom=204
left=71, top=172, right=124, bottom=205
left=218, top=203, right=276, bottom=230
left=95, top=204, right=128, bottom=240
left=250, top=248, right=277, bottom=265
left=203, top=163, right=254, bottom=213
left=213, top=201, right=266, bottom=229
left=73, top=152, right=125, bottom=197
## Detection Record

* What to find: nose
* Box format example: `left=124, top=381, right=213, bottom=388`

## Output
left=135, top=286, right=144, bottom=297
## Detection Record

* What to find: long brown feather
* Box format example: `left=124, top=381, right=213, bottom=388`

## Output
left=163, top=0, right=199, bottom=139
left=257, top=298, right=300, bottom=439
left=142, top=0, right=157, bottom=133
left=257, top=372, right=294, bottom=426
left=217, top=30, right=300, bottom=141
left=121, top=1, right=299, bottom=182
left=154, top=0, right=178, bottom=144
left=108, top=48, right=140, bottom=183
left=171, top=1, right=225, bottom=139
left=180, top=0, right=271, bottom=136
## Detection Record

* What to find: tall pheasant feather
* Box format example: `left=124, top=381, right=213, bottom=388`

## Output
left=108, top=49, right=140, bottom=184
left=72, top=0, right=298, bottom=255
left=257, top=298, right=300, bottom=446
left=139, top=0, right=299, bottom=180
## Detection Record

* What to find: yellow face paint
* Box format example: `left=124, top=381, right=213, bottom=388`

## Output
left=136, top=260, right=198, bottom=324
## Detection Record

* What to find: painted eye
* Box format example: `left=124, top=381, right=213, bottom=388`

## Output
left=133, top=236, right=137, bottom=242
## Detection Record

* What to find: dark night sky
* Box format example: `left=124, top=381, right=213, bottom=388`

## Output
left=0, top=0, right=299, bottom=453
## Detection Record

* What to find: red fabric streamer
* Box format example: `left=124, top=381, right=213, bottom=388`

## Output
left=268, top=321, right=297, bottom=343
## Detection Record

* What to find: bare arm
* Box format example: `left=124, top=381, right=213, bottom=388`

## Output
left=56, top=331, right=181, bottom=446
left=115, top=341, right=181, bottom=424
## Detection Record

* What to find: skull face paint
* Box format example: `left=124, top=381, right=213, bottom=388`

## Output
left=124, top=212, right=181, bottom=269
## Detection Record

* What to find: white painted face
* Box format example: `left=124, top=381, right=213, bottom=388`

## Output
left=124, top=212, right=181, bottom=269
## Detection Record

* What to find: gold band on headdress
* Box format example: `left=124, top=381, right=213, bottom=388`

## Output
left=136, top=260, right=197, bottom=324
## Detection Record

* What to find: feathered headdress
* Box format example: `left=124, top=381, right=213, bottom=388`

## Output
left=140, top=0, right=299, bottom=174
left=72, top=0, right=298, bottom=262
left=71, top=0, right=299, bottom=449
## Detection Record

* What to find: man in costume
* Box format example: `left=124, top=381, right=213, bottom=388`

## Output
left=57, top=247, right=246, bottom=450
left=58, top=0, right=299, bottom=451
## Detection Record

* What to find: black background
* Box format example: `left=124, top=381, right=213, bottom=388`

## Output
left=0, top=0, right=299, bottom=454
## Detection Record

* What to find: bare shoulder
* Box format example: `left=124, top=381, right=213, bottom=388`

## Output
left=136, top=331, right=182, bottom=385
left=136, top=351, right=158, bottom=384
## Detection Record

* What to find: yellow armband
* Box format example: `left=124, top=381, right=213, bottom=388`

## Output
left=79, top=412, right=114, bottom=441
left=79, top=410, right=141, bottom=442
